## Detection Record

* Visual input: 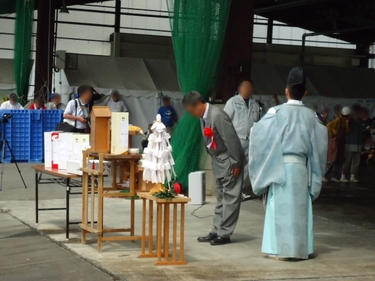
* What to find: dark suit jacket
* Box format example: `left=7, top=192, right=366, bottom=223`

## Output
left=201, top=104, right=246, bottom=179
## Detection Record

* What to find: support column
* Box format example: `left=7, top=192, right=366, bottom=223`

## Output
left=219, top=0, right=255, bottom=102
left=34, top=0, right=55, bottom=98
left=267, top=19, right=273, bottom=44
left=356, top=43, right=370, bottom=68
left=114, top=0, right=121, bottom=32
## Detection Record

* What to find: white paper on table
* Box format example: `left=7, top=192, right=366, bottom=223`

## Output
left=120, top=119, right=129, bottom=148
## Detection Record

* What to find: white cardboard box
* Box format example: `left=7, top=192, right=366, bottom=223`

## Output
left=66, top=160, right=83, bottom=175
left=66, top=160, right=112, bottom=176
left=111, top=112, right=129, bottom=154
left=88, top=160, right=111, bottom=175
left=71, top=134, right=90, bottom=161
left=59, top=133, right=73, bottom=170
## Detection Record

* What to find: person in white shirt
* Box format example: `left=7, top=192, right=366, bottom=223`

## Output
left=63, top=85, right=93, bottom=133
left=46, top=93, right=66, bottom=110
left=0, top=93, right=24, bottom=110
left=107, top=90, right=128, bottom=112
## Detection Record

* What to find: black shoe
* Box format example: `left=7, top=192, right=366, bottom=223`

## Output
left=210, top=236, right=230, bottom=245
left=197, top=233, right=217, bottom=242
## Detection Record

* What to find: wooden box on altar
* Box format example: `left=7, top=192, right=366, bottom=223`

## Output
left=90, top=106, right=111, bottom=153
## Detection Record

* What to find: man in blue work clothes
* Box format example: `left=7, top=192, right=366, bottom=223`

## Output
left=224, top=79, right=261, bottom=201
left=158, top=95, right=178, bottom=136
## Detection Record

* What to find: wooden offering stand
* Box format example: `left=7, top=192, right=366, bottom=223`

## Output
left=138, top=192, right=191, bottom=266
left=80, top=150, right=141, bottom=252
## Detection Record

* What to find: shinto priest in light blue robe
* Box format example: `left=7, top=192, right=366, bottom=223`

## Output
left=249, top=100, right=328, bottom=259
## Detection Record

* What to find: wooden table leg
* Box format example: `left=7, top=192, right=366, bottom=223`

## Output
left=180, top=203, right=186, bottom=263
left=164, top=204, right=170, bottom=262
left=172, top=203, right=177, bottom=261
left=141, top=198, right=146, bottom=255
left=156, top=203, right=162, bottom=263
left=149, top=200, right=153, bottom=254
left=98, top=154, right=104, bottom=253
left=139, top=199, right=156, bottom=258
left=81, top=172, right=88, bottom=244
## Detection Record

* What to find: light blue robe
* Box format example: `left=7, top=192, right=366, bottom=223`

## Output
left=249, top=102, right=328, bottom=259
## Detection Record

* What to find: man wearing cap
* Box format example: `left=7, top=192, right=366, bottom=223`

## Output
left=0, top=93, right=24, bottom=109
left=107, top=90, right=128, bottom=113
left=224, top=79, right=261, bottom=202
left=46, top=93, right=66, bottom=110
left=323, top=107, right=350, bottom=183
left=249, top=67, right=328, bottom=260
left=158, top=95, right=177, bottom=135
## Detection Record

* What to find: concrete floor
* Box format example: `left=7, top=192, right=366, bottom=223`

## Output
left=0, top=163, right=375, bottom=281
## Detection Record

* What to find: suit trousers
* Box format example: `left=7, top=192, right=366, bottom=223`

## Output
left=342, top=151, right=360, bottom=175
left=211, top=173, right=243, bottom=238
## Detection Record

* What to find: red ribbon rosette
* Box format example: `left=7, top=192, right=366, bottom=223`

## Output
left=203, top=127, right=217, bottom=150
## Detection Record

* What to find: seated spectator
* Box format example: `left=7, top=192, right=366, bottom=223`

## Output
left=0, top=93, right=24, bottom=109
left=107, top=90, right=128, bottom=112
left=63, top=85, right=93, bottom=133
left=361, top=135, right=375, bottom=164
left=46, top=93, right=66, bottom=110
left=29, top=97, right=46, bottom=110
left=323, top=106, right=350, bottom=183
left=141, top=124, right=153, bottom=151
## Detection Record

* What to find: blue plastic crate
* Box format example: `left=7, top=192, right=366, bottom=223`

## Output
left=29, top=111, right=43, bottom=162
left=0, top=110, right=31, bottom=163
left=42, top=110, right=63, bottom=132
left=0, top=110, right=64, bottom=163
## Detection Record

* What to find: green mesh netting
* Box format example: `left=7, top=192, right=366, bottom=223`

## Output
left=14, top=0, right=35, bottom=105
left=166, top=0, right=232, bottom=188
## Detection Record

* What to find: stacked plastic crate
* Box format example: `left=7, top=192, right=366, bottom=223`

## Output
left=0, top=110, right=31, bottom=163
left=0, top=110, right=63, bottom=163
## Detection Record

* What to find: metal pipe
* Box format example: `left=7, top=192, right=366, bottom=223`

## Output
left=256, top=0, right=330, bottom=14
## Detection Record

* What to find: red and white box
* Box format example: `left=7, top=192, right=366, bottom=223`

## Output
left=44, top=131, right=62, bottom=169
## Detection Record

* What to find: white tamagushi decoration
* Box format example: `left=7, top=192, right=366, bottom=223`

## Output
left=142, top=114, right=176, bottom=184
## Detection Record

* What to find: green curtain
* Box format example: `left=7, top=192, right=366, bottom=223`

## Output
left=14, top=0, right=35, bottom=105
left=166, top=0, right=232, bottom=187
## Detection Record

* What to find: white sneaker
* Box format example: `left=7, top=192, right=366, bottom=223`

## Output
left=350, top=175, right=359, bottom=183
left=322, top=177, right=329, bottom=183
left=331, top=178, right=340, bottom=183
left=340, top=176, right=349, bottom=183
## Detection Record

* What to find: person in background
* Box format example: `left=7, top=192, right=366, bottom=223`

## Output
left=0, top=93, right=24, bottom=109
left=46, top=93, right=66, bottom=110
left=320, top=106, right=329, bottom=126
left=312, top=104, right=325, bottom=124
left=141, top=124, right=153, bottom=151
left=332, top=104, right=342, bottom=121
left=361, top=135, right=375, bottom=164
left=63, top=85, right=93, bottom=133
left=224, top=79, right=260, bottom=202
left=158, top=95, right=177, bottom=135
left=360, top=107, right=371, bottom=138
left=323, top=107, right=350, bottom=183
left=341, top=104, right=363, bottom=183
left=107, top=90, right=128, bottom=112
left=29, top=97, right=46, bottom=110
